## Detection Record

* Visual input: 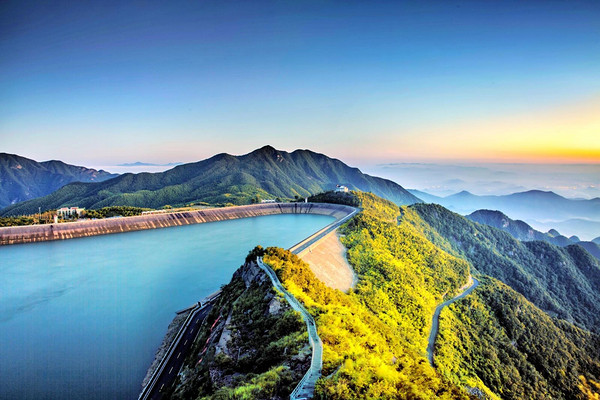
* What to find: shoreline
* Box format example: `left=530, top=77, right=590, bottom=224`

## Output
left=0, top=203, right=356, bottom=246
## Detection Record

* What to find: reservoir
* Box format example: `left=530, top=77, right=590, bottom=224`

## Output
left=0, top=213, right=335, bottom=400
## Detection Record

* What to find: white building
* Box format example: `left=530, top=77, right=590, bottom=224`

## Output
left=57, top=207, right=84, bottom=218
left=260, top=199, right=277, bottom=203
left=334, top=185, right=349, bottom=193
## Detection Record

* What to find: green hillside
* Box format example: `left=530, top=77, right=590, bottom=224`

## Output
left=467, top=209, right=600, bottom=261
left=263, top=203, right=472, bottom=399
left=405, top=203, right=600, bottom=332
left=467, top=209, right=574, bottom=246
left=437, top=277, right=600, bottom=400
left=267, top=192, right=600, bottom=399
left=162, top=191, right=600, bottom=399
left=0, top=153, right=117, bottom=208
left=167, top=260, right=309, bottom=400
left=1, top=146, right=420, bottom=216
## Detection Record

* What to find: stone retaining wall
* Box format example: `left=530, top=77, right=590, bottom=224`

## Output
left=0, top=203, right=356, bottom=245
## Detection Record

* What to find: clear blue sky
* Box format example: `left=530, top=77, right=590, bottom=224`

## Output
left=1, top=0, right=599, bottom=166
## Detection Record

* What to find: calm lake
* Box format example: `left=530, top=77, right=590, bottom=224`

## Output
left=0, top=213, right=334, bottom=400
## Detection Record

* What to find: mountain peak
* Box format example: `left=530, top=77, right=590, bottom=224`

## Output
left=469, top=209, right=508, bottom=218
left=1, top=147, right=421, bottom=215
left=254, top=145, right=278, bottom=154
left=548, top=229, right=561, bottom=237
left=450, top=190, right=474, bottom=198
left=511, top=190, right=562, bottom=199
left=242, top=145, right=283, bottom=159
left=0, top=154, right=117, bottom=209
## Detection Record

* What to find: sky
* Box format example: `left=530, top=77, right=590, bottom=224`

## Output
left=364, top=162, right=600, bottom=199
left=1, top=1, right=599, bottom=178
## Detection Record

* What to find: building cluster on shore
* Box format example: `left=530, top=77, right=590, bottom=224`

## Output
left=56, top=207, right=85, bottom=218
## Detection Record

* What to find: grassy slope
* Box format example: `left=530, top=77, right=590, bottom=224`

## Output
left=263, top=192, right=600, bottom=399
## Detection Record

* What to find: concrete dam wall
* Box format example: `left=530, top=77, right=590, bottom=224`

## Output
left=0, top=203, right=357, bottom=246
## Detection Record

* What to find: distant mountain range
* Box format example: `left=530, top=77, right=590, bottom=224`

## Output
left=410, top=203, right=600, bottom=332
left=408, top=188, right=600, bottom=240
left=0, top=153, right=117, bottom=209
left=0, top=146, right=421, bottom=216
left=408, top=189, right=600, bottom=220
left=117, top=161, right=183, bottom=167
left=468, top=209, right=600, bottom=260
left=525, top=218, right=600, bottom=243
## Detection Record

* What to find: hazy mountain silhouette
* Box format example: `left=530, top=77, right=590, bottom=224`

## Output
left=0, top=153, right=117, bottom=209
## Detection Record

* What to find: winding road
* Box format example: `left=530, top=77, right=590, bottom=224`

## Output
left=426, top=276, right=480, bottom=366
left=257, top=257, right=322, bottom=400
left=139, top=204, right=358, bottom=400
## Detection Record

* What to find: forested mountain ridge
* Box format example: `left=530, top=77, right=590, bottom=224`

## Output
left=405, top=203, right=600, bottom=332
left=467, top=209, right=600, bottom=260
left=0, top=146, right=420, bottom=216
left=327, top=192, right=599, bottom=398
left=0, top=153, right=117, bottom=208
left=467, top=209, right=573, bottom=245
left=437, top=277, right=600, bottom=400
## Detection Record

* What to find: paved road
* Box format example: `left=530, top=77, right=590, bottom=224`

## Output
left=141, top=305, right=212, bottom=400
left=257, top=258, right=322, bottom=400
left=136, top=205, right=358, bottom=400
left=427, top=276, right=480, bottom=366
left=289, top=207, right=358, bottom=255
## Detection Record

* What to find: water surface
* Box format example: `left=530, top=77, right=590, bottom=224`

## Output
left=0, top=214, right=334, bottom=400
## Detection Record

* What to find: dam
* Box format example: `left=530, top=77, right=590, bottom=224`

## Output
left=0, top=206, right=345, bottom=399
left=0, top=202, right=355, bottom=245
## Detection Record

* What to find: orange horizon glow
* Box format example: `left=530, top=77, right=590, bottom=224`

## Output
left=340, top=96, right=600, bottom=165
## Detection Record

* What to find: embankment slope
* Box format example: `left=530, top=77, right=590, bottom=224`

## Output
left=0, top=203, right=355, bottom=245
left=297, top=231, right=356, bottom=292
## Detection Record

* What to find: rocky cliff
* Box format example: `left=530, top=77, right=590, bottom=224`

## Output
left=161, top=260, right=310, bottom=399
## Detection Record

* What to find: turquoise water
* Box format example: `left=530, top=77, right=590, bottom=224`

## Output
left=0, top=214, right=334, bottom=400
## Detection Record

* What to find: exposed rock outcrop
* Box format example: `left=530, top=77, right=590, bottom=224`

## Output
left=166, top=261, right=310, bottom=400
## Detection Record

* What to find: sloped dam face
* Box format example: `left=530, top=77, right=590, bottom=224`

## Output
left=0, top=212, right=335, bottom=400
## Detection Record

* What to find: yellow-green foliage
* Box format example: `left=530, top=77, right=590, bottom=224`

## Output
left=436, top=277, right=600, bottom=400
left=397, top=205, right=457, bottom=256
left=344, top=192, right=470, bottom=349
left=0, top=215, right=37, bottom=227
left=201, top=366, right=293, bottom=400
left=579, top=376, right=600, bottom=400
left=262, top=193, right=473, bottom=399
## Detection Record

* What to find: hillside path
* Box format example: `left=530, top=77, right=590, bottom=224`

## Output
left=257, top=257, right=322, bottom=400
left=427, top=275, right=479, bottom=366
